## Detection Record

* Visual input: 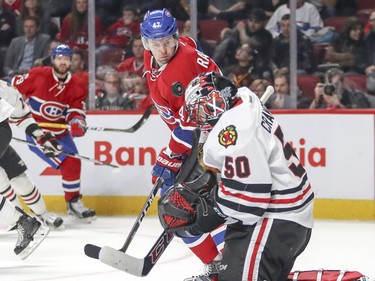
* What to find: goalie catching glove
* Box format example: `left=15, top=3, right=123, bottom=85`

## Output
left=158, top=170, right=226, bottom=238
left=31, top=129, right=61, bottom=158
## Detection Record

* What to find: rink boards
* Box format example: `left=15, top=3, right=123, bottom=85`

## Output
left=9, top=110, right=375, bottom=219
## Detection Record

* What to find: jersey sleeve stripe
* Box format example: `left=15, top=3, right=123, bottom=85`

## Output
left=222, top=178, right=272, bottom=194
left=270, top=174, right=309, bottom=195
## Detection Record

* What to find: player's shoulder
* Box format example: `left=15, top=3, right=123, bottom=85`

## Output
left=29, top=66, right=51, bottom=75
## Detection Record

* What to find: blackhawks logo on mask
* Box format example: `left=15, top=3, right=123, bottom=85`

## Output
left=218, top=125, right=237, bottom=148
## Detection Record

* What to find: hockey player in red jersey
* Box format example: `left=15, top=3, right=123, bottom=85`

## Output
left=159, top=72, right=314, bottom=281
left=11, top=44, right=96, bottom=222
left=141, top=8, right=224, bottom=280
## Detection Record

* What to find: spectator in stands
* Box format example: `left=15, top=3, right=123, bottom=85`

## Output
left=3, top=16, right=50, bottom=76
left=135, top=0, right=191, bottom=21
left=43, top=0, right=72, bottom=19
left=325, top=17, right=367, bottom=74
left=71, top=49, right=88, bottom=98
left=250, top=78, right=270, bottom=99
left=207, top=0, right=248, bottom=25
left=225, top=43, right=264, bottom=88
left=213, top=8, right=273, bottom=75
left=59, top=0, right=104, bottom=50
left=266, top=0, right=323, bottom=38
left=308, top=81, right=345, bottom=109
left=96, top=5, right=140, bottom=66
left=319, top=0, right=356, bottom=20
left=365, top=11, right=375, bottom=95
left=16, top=0, right=57, bottom=38
left=116, top=36, right=149, bottom=109
left=323, top=67, right=371, bottom=108
left=95, top=0, right=123, bottom=28
left=272, top=13, right=313, bottom=75
left=0, top=0, right=17, bottom=77
left=251, top=0, right=287, bottom=19
left=33, top=39, right=60, bottom=67
left=268, top=73, right=311, bottom=109
left=3, top=0, right=21, bottom=16
left=95, top=70, right=135, bottom=111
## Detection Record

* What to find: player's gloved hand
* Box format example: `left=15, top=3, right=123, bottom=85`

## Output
left=152, top=149, right=184, bottom=195
left=69, top=117, right=87, bottom=137
left=34, top=132, right=62, bottom=157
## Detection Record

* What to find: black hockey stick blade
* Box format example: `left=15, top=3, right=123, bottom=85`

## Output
left=99, top=231, right=174, bottom=276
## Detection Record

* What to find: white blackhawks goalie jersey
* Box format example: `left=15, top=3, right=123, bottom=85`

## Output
left=203, top=87, right=314, bottom=229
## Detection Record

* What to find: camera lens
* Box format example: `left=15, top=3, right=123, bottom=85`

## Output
left=323, top=84, right=335, bottom=96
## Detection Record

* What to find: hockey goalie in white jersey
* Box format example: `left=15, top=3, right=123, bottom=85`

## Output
left=158, top=71, right=314, bottom=281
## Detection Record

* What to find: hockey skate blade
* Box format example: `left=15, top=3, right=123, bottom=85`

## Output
left=18, top=225, right=50, bottom=260
left=99, top=246, right=144, bottom=277
left=84, top=244, right=101, bottom=259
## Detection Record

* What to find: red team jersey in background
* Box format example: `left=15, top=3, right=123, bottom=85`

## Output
left=11, top=66, right=87, bottom=136
left=143, top=37, right=220, bottom=155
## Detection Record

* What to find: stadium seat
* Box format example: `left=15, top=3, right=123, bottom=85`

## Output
left=356, top=9, right=372, bottom=25
left=312, top=43, right=329, bottom=68
left=323, top=17, right=349, bottom=33
left=344, top=73, right=367, bottom=92
left=356, top=0, right=374, bottom=11
left=198, top=19, right=229, bottom=43
left=297, top=74, right=321, bottom=98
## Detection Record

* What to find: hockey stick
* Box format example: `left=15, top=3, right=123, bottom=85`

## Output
left=84, top=177, right=164, bottom=259
left=12, top=137, right=119, bottom=168
left=260, top=85, right=275, bottom=104
left=85, top=129, right=201, bottom=276
left=38, top=106, right=153, bottom=133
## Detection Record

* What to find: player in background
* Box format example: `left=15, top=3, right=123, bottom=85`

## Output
left=141, top=8, right=224, bottom=280
left=0, top=85, right=53, bottom=259
left=0, top=81, right=64, bottom=229
left=11, top=44, right=96, bottom=222
left=159, top=72, right=314, bottom=281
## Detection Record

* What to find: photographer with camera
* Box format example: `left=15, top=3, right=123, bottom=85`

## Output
left=309, top=82, right=345, bottom=109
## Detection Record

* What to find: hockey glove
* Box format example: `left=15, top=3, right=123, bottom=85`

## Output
left=152, top=149, right=184, bottom=195
left=34, top=131, right=62, bottom=157
left=69, top=117, right=87, bottom=137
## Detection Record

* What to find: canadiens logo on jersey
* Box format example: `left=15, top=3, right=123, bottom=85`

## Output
left=218, top=125, right=237, bottom=148
left=38, top=100, right=66, bottom=121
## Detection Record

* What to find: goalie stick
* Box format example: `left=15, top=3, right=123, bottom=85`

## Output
left=89, top=87, right=276, bottom=277
left=84, top=128, right=201, bottom=276
left=38, top=106, right=153, bottom=133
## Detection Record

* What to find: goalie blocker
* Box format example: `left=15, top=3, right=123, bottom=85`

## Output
left=158, top=170, right=226, bottom=238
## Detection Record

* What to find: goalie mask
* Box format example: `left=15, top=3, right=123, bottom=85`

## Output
left=185, top=72, right=238, bottom=127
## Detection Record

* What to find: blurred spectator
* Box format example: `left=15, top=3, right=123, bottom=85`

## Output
left=308, top=82, right=345, bottom=108
left=324, top=17, right=367, bottom=74
left=265, top=0, right=323, bottom=38
left=95, top=70, right=135, bottom=110
left=135, top=0, right=190, bottom=21
left=33, top=38, right=60, bottom=67
left=251, top=0, right=287, bottom=19
left=213, top=8, right=273, bottom=74
left=179, top=20, right=215, bottom=57
left=4, top=15, right=50, bottom=76
left=16, top=0, right=58, bottom=38
left=365, top=10, right=375, bottom=95
left=323, top=67, right=371, bottom=108
left=319, top=0, right=356, bottom=20
left=225, top=43, right=264, bottom=88
left=116, top=36, right=148, bottom=108
left=71, top=49, right=88, bottom=98
left=272, top=13, right=313, bottom=75
left=250, top=78, right=270, bottom=99
left=43, top=0, right=73, bottom=19
left=96, top=5, right=140, bottom=65
left=268, top=73, right=311, bottom=109
left=95, top=0, right=123, bottom=28
left=3, top=0, right=21, bottom=15
left=59, top=0, right=104, bottom=50
left=0, top=0, right=17, bottom=77
left=207, top=0, right=248, bottom=25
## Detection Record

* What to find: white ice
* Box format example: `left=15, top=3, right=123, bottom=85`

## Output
left=1, top=217, right=375, bottom=281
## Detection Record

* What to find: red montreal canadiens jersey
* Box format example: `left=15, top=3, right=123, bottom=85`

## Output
left=144, top=37, right=220, bottom=155
left=12, top=67, right=86, bottom=135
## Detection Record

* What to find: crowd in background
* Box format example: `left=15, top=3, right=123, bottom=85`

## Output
left=0, top=0, right=375, bottom=110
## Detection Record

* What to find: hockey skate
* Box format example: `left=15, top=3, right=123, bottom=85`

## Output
left=37, top=211, right=65, bottom=230
left=67, top=195, right=96, bottom=223
left=12, top=207, right=50, bottom=260
left=184, top=259, right=221, bottom=281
